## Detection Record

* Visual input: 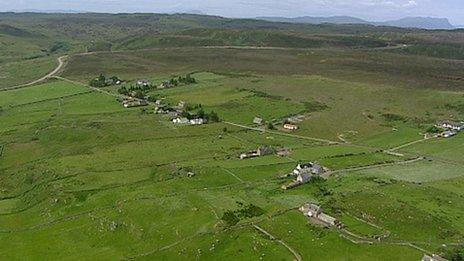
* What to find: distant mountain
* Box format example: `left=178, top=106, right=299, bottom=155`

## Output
left=378, top=17, right=454, bottom=30
left=258, top=16, right=369, bottom=25
left=258, top=16, right=455, bottom=30
left=8, top=9, right=86, bottom=14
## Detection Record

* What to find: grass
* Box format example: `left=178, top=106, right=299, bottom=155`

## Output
left=1, top=38, right=464, bottom=259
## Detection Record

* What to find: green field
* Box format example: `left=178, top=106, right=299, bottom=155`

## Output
left=1, top=12, right=464, bottom=260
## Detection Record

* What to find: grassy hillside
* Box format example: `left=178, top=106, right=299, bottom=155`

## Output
left=1, top=13, right=464, bottom=260
left=1, top=12, right=464, bottom=89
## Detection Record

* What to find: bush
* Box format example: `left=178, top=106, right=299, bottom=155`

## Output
left=382, top=113, right=407, bottom=122
left=426, top=125, right=441, bottom=134
left=221, top=211, right=239, bottom=226
left=236, top=204, right=265, bottom=219
left=441, top=245, right=464, bottom=261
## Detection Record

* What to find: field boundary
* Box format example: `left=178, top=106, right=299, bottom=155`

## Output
left=7, top=91, right=93, bottom=109
left=253, top=224, right=302, bottom=261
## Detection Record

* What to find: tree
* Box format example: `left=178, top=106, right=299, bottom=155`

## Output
left=267, top=122, right=275, bottom=130
left=221, top=211, right=239, bottom=227
left=89, top=74, right=107, bottom=87
left=134, top=90, right=145, bottom=99
left=208, top=111, right=220, bottom=123
left=117, top=86, right=128, bottom=95
left=426, top=125, right=441, bottom=133
left=198, top=108, right=206, bottom=119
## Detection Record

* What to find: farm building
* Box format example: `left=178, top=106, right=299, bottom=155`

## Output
left=172, top=117, right=189, bottom=124
left=299, top=203, right=321, bottom=217
left=437, top=121, right=464, bottom=131
left=190, top=118, right=206, bottom=125
left=123, top=99, right=148, bottom=108
left=253, top=117, right=264, bottom=125
left=296, top=173, right=312, bottom=183
left=287, top=115, right=305, bottom=123
left=283, top=124, right=299, bottom=130
left=136, top=79, right=150, bottom=87
left=282, top=172, right=313, bottom=190
left=299, top=203, right=343, bottom=228
left=293, top=163, right=325, bottom=176
left=442, top=130, right=458, bottom=138
left=158, top=81, right=174, bottom=89
left=240, top=146, right=275, bottom=159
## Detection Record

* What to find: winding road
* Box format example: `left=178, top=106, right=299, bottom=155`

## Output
left=1, top=55, right=68, bottom=91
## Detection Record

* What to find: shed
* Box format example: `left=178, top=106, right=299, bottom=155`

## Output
left=253, top=117, right=264, bottom=125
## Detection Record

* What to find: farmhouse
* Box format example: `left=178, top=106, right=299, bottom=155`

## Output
left=172, top=117, right=189, bottom=124
left=293, top=162, right=325, bottom=176
left=158, top=81, right=174, bottom=89
left=287, top=115, right=305, bottom=123
left=240, top=146, right=275, bottom=159
left=282, top=172, right=312, bottom=190
left=123, top=99, right=148, bottom=108
left=253, top=117, right=264, bottom=125
left=172, top=117, right=206, bottom=125
left=299, top=203, right=343, bottom=228
left=190, top=118, right=206, bottom=125
left=136, top=79, right=150, bottom=87
left=437, top=121, right=464, bottom=131
left=283, top=124, right=299, bottom=130
left=282, top=163, right=326, bottom=190
left=296, top=173, right=312, bottom=183
left=442, top=130, right=457, bottom=138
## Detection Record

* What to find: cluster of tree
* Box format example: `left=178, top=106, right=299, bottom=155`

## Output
left=221, top=202, right=265, bottom=227
left=440, top=244, right=464, bottom=261
left=426, top=125, right=442, bottom=134
left=117, top=84, right=154, bottom=99
left=89, top=74, right=121, bottom=88
left=180, top=107, right=220, bottom=122
left=164, top=74, right=197, bottom=87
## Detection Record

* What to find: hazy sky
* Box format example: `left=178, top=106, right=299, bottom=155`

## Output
left=3, top=0, right=464, bottom=25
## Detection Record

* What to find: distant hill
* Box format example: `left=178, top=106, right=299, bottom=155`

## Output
left=258, top=16, right=369, bottom=25
left=379, top=17, right=454, bottom=30
left=258, top=16, right=455, bottom=30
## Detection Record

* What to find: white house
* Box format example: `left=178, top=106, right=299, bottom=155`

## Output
left=284, top=124, right=299, bottom=130
left=136, top=79, right=150, bottom=87
left=293, top=163, right=325, bottom=176
left=439, top=121, right=464, bottom=131
left=190, top=118, right=205, bottom=125
left=297, top=173, right=312, bottom=183
left=442, top=130, right=457, bottom=138
left=172, top=117, right=189, bottom=124
left=253, top=117, right=264, bottom=125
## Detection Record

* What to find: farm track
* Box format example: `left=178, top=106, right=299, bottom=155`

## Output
left=323, top=157, right=425, bottom=178
left=253, top=224, right=302, bottom=261
left=0, top=44, right=410, bottom=92
left=0, top=55, right=67, bottom=92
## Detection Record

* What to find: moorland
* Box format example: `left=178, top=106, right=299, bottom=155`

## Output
left=0, top=12, right=464, bottom=260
